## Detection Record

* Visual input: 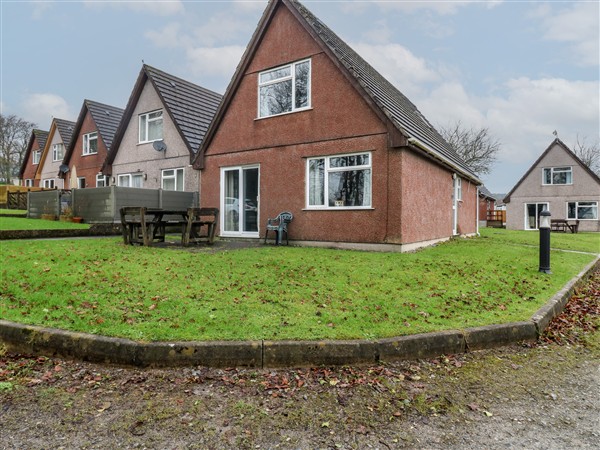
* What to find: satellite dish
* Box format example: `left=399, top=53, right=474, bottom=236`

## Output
left=153, top=140, right=167, bottom=152
left=59, top=164, right=70, bottom=174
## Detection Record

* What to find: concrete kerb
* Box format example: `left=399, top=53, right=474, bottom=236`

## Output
left=530, top=255, right=600, bottom=335
left=1, top=256, right=598, bottom=369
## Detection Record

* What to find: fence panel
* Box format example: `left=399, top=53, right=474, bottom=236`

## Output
left=28, top=190, right=61, bottom=218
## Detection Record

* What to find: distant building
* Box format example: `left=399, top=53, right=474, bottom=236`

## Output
left=504, top=138, right=599, bottom=232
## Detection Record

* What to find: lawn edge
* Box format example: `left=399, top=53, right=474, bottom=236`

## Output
left=1, top=256, right=598, bottom=368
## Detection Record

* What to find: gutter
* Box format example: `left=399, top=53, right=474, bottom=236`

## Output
left=407, top=137, right=481, bottom=185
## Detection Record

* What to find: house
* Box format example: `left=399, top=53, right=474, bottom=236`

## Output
left=60, top=99, right=124, bottom=189
left=478, top=186, right=502, bottom=227
left=35, top=118, right=76, bottom=189
left=503, top=138, right=600, bottom=232
left=19, top=129, right=48, bottom=187
left=103, top=64, right=222, bottom=192
left=193, top=0, right=480, bottom=251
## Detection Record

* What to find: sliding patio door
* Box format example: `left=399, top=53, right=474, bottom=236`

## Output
left=221, top=166, right=259, bottom=237
left=524, top=203, right=549, bottom=230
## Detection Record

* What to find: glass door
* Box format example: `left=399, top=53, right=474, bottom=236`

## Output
left=525, top=203, right=549, bottom=230
left=221, top=166, right=259, bottom=237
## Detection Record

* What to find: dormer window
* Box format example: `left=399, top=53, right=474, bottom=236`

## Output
left=139, top=110, right=163, bottom=143
left=33, top=150, right=41, bottom=165
left=258, top=59, right=311, bottom=118
left=83, top=131, right=98, bottom=155
left=52, top=144, right=64, bottom=162
left=543, top=166, right=572, bottom=185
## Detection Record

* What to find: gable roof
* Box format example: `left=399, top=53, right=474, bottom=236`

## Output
left=193, top=0, right=479, bottom=183
left=19, top=129, right=48, bottom=178
left=54, top=118, right=76, bottom=151
left=478, top=185, right=496, bottom=201
left=63, top=99, right=124, bottom=166
left=34, top=118, right=75, bottom=179
left=503, top=137, right=600, bottom=203
left=104, top=64, right=222, bottom=169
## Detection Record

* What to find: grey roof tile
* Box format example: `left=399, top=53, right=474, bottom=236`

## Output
left=145, top=65, right=223, bottom=154
left=287, top=0, right=477, bottom=180
left=85, top=100, right=125, bottom=152
left=54, top=118, right=76, bottom=150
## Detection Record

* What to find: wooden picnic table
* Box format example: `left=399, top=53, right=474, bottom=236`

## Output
left=550, top=219, right=579, bottom=233
left=119, top=207, right=219, bottom=246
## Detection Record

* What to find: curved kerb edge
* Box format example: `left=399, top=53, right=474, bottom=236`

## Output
left=1, top=256, right=598, bottom=368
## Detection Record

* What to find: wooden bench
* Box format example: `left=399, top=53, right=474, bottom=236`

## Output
left=182, top=207, right=219, bottom=246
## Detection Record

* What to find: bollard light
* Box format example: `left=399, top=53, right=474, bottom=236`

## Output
left=539, top=210, right=551, bottom=274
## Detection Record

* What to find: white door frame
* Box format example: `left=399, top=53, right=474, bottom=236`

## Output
left=220, top=165, right=260, bottom=238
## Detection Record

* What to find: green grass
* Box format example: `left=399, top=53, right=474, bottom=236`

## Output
left=0, top=209, right=26, bottom=215
left=1, top=230, right=596, bottom=342
left=479, top=227, right=599, bottom=253
left=0, top=216, right=89, bottom=230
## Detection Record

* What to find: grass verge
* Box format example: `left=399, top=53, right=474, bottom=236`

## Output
left=0, top=216, right=89, bottom=230
left=1, top=229, right=596, bottom=342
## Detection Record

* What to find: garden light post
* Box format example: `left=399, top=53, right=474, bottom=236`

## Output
left=539, top=210, right=551, bottom=274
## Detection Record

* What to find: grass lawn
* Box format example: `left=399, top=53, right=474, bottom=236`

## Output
left=1, top=230, right=597, bottom=342
left=0, top=209, right=26, bottom=215
left=0, top=216, right=89, bottom=230
left=479, top=227, right=600, bottom=253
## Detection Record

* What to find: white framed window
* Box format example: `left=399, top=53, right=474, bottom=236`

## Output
left=32, top=150, right=41, bottom=165
left=161, top=168, right=184, bottom=191
left=259, top=59, right=311, bottom=118
left=96, top=173, right=108, bottom=187
left=52, top=144, right=64, bottom=162
left=567, top=201, right=598, bottom=220
left=139, top=110, right=163, bottom=143
left=543, top=166, right=572, bottom=185
left=455, top=177, right=462, bottom=201
left=25, top=179, right=34, bottom=187
left=42, top=179, right=55, bottom=189
left=83, top=131, right=98, bottom=155
left=117, top=173, right=144, bottom=188
left=525, top=202, right=549, bottom=230
left=77, top=177, right=86, bottom=189
left=306, top=152, right=371, bottom=209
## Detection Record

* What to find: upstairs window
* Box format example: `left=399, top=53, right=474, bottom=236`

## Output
left=567, top=201, right=598, bottom=220
left=139, top=110, right=163, bottom=143
left=259, top=59, right=310, bottom=118
left=83, top=131, right=98, bottom=155
left=307, top=152, right=371, bottom=209
left=52, top=144, right=64, bottom=162
left=543, top=166, right=572, bottom=185
left=33, top=150, right=41, bottom=165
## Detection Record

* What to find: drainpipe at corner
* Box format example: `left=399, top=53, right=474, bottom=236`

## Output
left=476, top=186, right=480, bottom=237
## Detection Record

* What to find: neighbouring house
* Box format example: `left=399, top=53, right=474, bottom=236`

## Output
left=103, top=64, right=222, bottom=192
left=35, top=118, right=76, bottom=189
left=193, top=0, right=481, bottom=250
left=19, top=129, right=49, bottom=187
left=60, top=99, right=124, bottom=189
left=504, top=138, right=600, bottom=232
left=478, top=186, right=502, bottom=227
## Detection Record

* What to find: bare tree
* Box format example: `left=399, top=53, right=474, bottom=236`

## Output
left=572, top=135, right=600, bottom=175
left=440, top=122, right=501, bottom=176
left=0, top=114, right=36, bottom=184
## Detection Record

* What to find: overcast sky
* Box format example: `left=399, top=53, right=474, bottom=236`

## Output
left=2, top=0, right=598, bottom=193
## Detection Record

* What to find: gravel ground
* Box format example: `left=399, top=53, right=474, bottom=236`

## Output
left=1, top=271, right=598, bottom=450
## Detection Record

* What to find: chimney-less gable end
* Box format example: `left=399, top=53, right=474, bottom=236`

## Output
left=193, top=0, right=479, bottom=184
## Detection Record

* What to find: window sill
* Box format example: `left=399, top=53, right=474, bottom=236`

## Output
left=303, top=207, right=374, bottom=211
left=255, top=107, right=313, bottom=121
